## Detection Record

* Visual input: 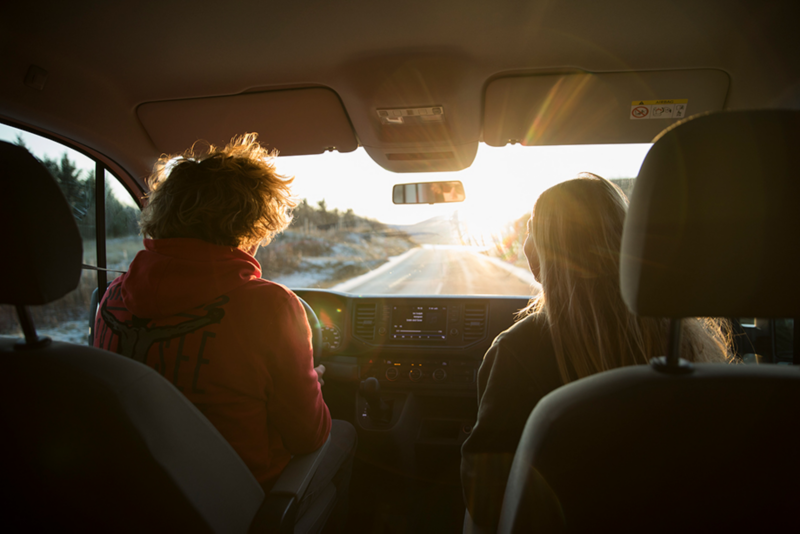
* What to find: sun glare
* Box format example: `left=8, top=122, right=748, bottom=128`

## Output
left=281, top=142, right=651, bottom=231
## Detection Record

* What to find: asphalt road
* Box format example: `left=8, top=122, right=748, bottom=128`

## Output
left=340, top=246, right=536, bottom=296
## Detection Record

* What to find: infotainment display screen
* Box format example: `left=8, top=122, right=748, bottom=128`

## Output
left=391, top=305, right=447, bottom=341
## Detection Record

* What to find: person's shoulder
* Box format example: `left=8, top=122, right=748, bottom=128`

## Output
left=241, top=278, right=295, bottom=298
left=229, top=278, right=303, bottom=312
left=493, top=312, right=550, bottom=349
left=485, top=312, right=559, bottom=391
left=487, top=312, right=554, bottom=371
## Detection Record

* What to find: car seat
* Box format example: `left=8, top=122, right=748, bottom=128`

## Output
left=497, top=110, right=800, bottom=533
left=0, top=141, right=333, bottom=533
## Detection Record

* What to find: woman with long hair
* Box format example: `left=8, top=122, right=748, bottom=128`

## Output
left=461, top=173, right=730, bottom=530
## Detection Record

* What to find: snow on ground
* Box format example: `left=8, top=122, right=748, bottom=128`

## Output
left=271, top=269, right=337, bottom=289
left=37, top=320, right=91, bottom=345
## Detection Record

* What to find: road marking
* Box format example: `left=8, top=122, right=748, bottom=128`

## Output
left=470, top=250, right=539, bottom=286
left=332, top=247, right=420, bottom=292
left=388, top=272, right=413, bottom=288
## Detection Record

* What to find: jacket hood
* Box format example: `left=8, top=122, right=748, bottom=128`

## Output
left=120, top=238, right=262, bottom=319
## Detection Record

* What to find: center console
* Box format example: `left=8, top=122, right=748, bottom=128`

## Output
left=360, top=356, right=477, bottom=386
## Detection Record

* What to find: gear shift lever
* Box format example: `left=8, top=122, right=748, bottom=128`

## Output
left=359, top=377, right=392, bottom=424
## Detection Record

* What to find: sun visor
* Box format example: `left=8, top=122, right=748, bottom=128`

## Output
left=137, top=88, right=358, bottom=156
left=483, top=69, right=729, bottom=146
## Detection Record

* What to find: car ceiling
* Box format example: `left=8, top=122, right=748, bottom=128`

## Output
left=1, top=0, right=798, bottom=194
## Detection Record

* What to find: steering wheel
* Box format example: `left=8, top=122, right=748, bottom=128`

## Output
left=298, top=296, right=323, bottom=367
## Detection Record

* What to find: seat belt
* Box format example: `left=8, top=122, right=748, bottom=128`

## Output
left=82, top=264, right=127, bottom=274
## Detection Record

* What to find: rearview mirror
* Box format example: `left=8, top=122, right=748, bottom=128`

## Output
left=392, top=181, right=466, bottom=205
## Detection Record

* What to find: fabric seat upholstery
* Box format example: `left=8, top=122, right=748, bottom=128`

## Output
left=0, top=338, right=265, bottom=532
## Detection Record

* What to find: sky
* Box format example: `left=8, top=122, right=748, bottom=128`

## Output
left=1, top=123, right=651, bottom=232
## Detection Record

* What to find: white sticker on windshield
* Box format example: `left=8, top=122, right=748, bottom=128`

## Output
left=630, top=99, right=688, bottom=120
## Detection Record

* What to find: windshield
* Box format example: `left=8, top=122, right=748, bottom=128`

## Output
left=272, top=143, right=650, bottom=296
left=1, top=123, right=650, bottom=299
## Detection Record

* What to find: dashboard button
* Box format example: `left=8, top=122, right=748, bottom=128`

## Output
left=322, top=325, right=342, bottom=350
left=432, top=368, right=446, bottom=381
left=385, top=367, right=399, bottom=381
left=409, top=368, right=422, bottom=381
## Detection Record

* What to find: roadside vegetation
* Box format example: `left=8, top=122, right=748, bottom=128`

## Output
left=261, top=199, right=415, bottom=288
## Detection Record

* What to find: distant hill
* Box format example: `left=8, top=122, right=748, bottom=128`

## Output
left=390, top=215, right=460, bottom=245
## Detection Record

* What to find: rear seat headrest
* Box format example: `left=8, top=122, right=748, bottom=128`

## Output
left=621, top=110, right=800, bottom=318
left=0, top=141, right=83, bottom=306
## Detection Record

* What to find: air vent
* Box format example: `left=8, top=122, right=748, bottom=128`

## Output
left=463, top=305, right=487, bottom=342
left=354, top=303, right=377, bottom=340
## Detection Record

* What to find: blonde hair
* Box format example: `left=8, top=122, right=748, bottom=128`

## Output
left=523, top=174, right=730, bottom=383
left=140, top=133, right=297, bottom=249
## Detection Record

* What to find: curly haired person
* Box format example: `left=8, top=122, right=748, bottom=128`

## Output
left=94, top=134, right=355, bottom=528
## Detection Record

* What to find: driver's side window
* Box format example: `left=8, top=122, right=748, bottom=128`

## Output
left=0, top=124, right=143, bottom=343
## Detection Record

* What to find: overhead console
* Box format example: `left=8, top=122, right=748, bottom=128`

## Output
left=483, top=68, right=730, bottom=146
left=339, top=54, right=481, bottom=173
left=137, top=87, right=358, bottom=156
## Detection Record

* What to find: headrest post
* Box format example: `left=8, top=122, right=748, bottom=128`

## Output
left=14, top=305, right=51, bottom=349
left=16, top=305, right=38, bottom=344
left=650, top=318, right=693, bottom=374
left=667, top=318, right=682, bottom=367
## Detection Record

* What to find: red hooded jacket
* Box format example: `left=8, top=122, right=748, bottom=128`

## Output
left=93, top=238, right=331, bottom=484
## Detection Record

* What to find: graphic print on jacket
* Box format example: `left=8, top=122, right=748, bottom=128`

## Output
left=96, top=281, right=229, bottom=393
left=91, top=238, right=332, bottom=483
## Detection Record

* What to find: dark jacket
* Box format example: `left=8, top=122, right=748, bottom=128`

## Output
left=461, top=312, right=563, bottom=529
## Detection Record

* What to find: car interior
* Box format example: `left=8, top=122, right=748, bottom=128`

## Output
left=1, top=1, right=799, bottom=532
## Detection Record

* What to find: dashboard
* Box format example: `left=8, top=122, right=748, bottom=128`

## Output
left=294, top=289, right=530, bottom=391
left=294, top=290, right=532, bottom=484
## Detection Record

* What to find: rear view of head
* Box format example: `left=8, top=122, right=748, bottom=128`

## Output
left=528, top=174, right=627, bottom=290
left=524, top=174, right=728, bottom=382
left=140, top=133, right=297, bottom=250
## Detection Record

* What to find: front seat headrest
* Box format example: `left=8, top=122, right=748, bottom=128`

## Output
left=0, top=141, right=83, bottom=306
left=621, top=110, right=800, bottom=318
